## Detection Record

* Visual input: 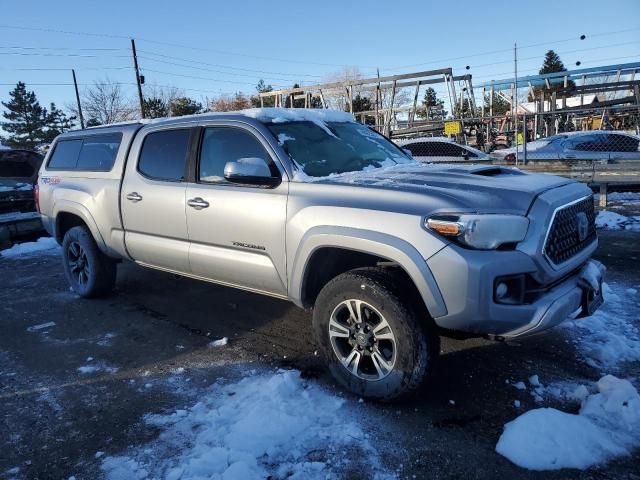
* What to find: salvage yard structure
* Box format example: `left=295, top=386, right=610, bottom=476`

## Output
left=257, top=68, right=475, bottom=137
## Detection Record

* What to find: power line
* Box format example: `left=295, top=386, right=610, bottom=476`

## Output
left=0, top=45, right=126, bottom=51
left=141, top=68, right=289, bottom=89
left=0, top=52, right=129, bottom=58
left=385, top=27, right=640, bottom=71
left=139, top=50, right=323, bottom=78
left=0, top=23, right=378, bottom=69
left=140, top=61, right=311, bottom=85
left=0, top=66, right=132, bottom=71
left=446, top=41, right=640, bottom=73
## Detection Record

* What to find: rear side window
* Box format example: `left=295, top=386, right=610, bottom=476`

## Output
left=606, top=134, right=639, bottom=152
left=405, top=141, right=468, bottom=157
left=48, top=134, right=121, bottom=171
left=566, top=135, right=607, bottom=152
left=138, top=129, right=191, bottom=181
left=48, top=140, right=83, bottom=169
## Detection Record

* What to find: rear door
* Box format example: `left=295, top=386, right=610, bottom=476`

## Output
left=121, top=126, right=194, bottom=273
left=185, top=123, right=288, bottom=296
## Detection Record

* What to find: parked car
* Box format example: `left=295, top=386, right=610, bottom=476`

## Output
left=37, top=109, right=603, bottom=400
left=0, top=149, right=44, bottom=214
left=491, top=130, right=640, bottom=163
left=395, top=137, right=490, bottom=163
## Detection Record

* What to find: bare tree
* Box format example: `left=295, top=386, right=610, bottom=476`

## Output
left=209, top=92, right=252, bottom=112
left=68, top=79, right=137, bottom=126
left=321, top=66, right=369, bottom=112
left=143, top=84, right=184, bottom=114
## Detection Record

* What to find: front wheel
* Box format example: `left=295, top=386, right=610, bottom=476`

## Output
left=62, top=226, right=117, bottom=298
left=312, top=267, right=439, bottom=401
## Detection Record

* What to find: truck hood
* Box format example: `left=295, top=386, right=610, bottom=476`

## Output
left=314, top=163, right=574, bottom=214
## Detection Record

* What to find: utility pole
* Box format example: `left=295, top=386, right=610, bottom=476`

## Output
left=71, top=69, right=85, bottom=129
left=131, top=38, right=145, bottom=118
left=513, top=42, right=519, bottom=165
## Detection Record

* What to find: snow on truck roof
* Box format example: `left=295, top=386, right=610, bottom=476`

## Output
left=84, top=108, right=355, bottom=131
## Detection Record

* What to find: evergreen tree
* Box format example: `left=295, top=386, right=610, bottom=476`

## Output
left=533, top=50, right=575, bottom=101
left=539, top=50, right=567, bottom=75
left=168, top=97, right=202, bottom=117
left=142, top=97, right=168, bottom=119
left=291, top=83, right=306, bottom=108
left=86, top=117, right=101, bottom=127
left=1, top=82, right=48, bottom=149
left=251, top=79, right=274, bottom=107
left=351, top=93, right=372, bottom=113
left=417, top=88, right=447, bottom=120
left=43, top=103, right=75, bottom=142
left=483, top=93, right=511, bottom=116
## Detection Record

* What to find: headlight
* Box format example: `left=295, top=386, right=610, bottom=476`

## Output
left=426, top=214, right=529, bottom=250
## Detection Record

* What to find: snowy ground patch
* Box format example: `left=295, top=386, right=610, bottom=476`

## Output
left=595, top=211, right=640, bottom=231
left=496, top=375, right=640, bottom=470
left=77, top=359, right=118, bottom=375
left=564, top=283, right=640, bottom=370
left=607, top=191, right=640, bottom=204
left=101, top=369, right=393, bottom=480
left=1, top=237, right=60, bottom=258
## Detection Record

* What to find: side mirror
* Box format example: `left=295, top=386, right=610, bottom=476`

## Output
left=463, top=153, right=470, bottom=160
left=223, top=158, right=281, bottom=187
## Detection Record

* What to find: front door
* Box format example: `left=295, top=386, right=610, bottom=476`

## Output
left=185, top=125, right=288, bottom=296
left=121, top=127, right=193, bottom=273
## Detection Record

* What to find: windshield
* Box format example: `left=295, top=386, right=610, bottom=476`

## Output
left=266, top=120, right=413, bottom=177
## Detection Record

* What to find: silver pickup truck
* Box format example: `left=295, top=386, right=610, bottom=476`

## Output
left=37, top=108, right=604, bottom=400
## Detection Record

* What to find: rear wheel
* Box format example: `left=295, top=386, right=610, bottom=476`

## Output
left=313, top=267, right=439, bottom=401
left=62, top=226, right=116, bottom=298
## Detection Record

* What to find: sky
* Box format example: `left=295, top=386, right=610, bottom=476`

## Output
left=0, top=0, right=639, bottom=113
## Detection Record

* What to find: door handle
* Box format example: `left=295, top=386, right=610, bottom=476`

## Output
left=187, top=197, right=210, bottom=210
left=126, top=192, right=143, bottom=202
left=564, top=154, right=576, bottom=159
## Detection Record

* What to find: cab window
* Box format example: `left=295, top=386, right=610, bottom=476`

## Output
left=198, top=127, right=275, bottom=183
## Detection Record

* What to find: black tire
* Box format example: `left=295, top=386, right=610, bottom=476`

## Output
left=62, top=226, right=116, bottom=298
left=312, top=267, right=439, bottom=401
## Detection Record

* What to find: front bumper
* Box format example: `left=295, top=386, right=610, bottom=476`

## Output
left=426, top=244, right=605, bottom=338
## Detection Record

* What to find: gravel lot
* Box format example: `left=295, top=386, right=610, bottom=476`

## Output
left=1, top=228, right=639, bottom=480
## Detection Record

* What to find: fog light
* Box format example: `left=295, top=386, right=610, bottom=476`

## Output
left=496, top=282, right=508, bottom=299
left=494, top=275, right=526, bottom=304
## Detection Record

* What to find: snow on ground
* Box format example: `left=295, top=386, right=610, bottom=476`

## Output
left=77, top=359, right=118, bottom=375
left=101, top=369, right=393, bottom=480
left=564, top=283, right=640, bottom=370
left=596, top=211, right=629, bottom=230
left=0, top=237, right=60, bottom=258
left=607, top=191, right=640, bottom=204
left=208, top=337, right=228, bottom=348
left=498, top=280, right=640, bottom=470
left=496, top=375, right=640, bottom=470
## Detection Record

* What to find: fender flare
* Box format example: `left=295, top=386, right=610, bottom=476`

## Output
left=53, top=200, right=108, bottom=253
left=289, top=226, right=447, bottom=318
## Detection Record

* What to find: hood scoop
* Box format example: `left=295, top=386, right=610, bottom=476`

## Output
left=447, top=165, right=523, bottom=177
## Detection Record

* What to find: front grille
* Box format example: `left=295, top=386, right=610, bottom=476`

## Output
left=544, top=196, right=596, bottom=265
